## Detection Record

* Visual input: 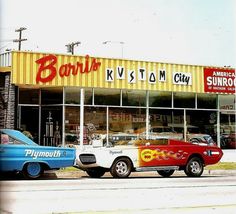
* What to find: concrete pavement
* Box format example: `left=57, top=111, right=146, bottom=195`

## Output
left=2, top=174, right=236, bottom=213
left=43, top=169, right=236, bottom=179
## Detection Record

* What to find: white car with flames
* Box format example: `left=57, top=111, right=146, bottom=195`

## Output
left=75, top=134, right=223, bottom=178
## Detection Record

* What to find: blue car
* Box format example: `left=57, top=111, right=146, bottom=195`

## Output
left=0, top=129, right=76, bottom=179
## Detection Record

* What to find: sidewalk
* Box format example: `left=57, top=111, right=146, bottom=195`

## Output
left=44, top=169, right=236, bottom=179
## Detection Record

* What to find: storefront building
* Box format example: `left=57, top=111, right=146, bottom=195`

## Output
left=0, top=51, right=235, bottom=152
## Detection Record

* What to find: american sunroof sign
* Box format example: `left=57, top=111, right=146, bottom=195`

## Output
left=204, top=68, right=236, bottom=94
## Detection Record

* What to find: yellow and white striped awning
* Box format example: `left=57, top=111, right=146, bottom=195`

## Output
left=10, top=51, right=235, bottom=94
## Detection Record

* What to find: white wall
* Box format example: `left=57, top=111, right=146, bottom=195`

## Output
left=221, top=150, right=236, bottom=162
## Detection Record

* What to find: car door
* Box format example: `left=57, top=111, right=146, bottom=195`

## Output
left=138, top=141, right=188, bottom=167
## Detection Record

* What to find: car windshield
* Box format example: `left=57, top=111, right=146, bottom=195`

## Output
left=203, top=136, right=214, bottom=144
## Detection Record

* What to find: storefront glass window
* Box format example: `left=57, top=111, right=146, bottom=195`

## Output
left=220, top=112, right=236, bottom=150
left=197, top=93, right=217, bottom=109
left=64, top=87, right=93, bottom=105
left=149, top=109, right=184, bottom=140
left=109, top=107, right=146, bottom=145
left=174, top=92, right=195, bottom=108
left=41, top=106, right=62, bottom=146
left=65, top=106, right=80, bottom=145
left=122, top=90, right=146, bottom=106
left=19, top=88, right=39, bottom=104
left=219, top=95, right=235, bottom=149
left=219, top=94, right=235, bottom=111
left=84, top=88, right=93, bottom=105
left=186, top=110, right=217, bottom=145
left=94, top=88, right=120, bottom=106
left=149, top=91, right=172, bottom=107
left=41, top=87, right=63, bottom=104
left=19, top=106, right=39, bottom=143
left=84, top=107, right=107, bottom=144
left=65, top=87, right=80, bottom=104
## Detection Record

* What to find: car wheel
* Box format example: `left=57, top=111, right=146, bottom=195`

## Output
left=23, top=162, right=43, bottom=179
left=157, top=170, right=175, bottom=177
left=110, top=158, right=132, bottom=178
left=86, top=168, right=106, bottom=178
left=184, top=157, right=203, bottom=177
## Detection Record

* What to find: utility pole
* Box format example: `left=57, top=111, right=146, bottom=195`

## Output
left=13, top=27, right=27, bottom=51
left=65, top=41, right=81, bottom=55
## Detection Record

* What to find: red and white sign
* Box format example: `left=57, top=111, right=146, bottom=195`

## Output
left=204, top=68, right=236, bottom=94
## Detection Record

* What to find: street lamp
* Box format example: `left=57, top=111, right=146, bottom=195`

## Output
left=102, top=41, right=124, bottom=58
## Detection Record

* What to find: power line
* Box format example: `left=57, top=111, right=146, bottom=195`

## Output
left=13, top=27, right=27, bottom=50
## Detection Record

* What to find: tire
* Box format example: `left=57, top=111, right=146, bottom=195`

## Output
left=86, top=168, right=106, bottom=178
left=23, top=162, right=43, bottom=179
left=184, top=157, right=204, bottom=177
left=110, top=158, right=132, bottom=178
left=157, top=170, right=175, bottom=177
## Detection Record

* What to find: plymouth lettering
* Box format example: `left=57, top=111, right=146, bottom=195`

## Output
left=36, top=54, right=101, bottom=83
left=110, top=150, right=123, bottom=155
left=25, top=149, right=61, bottom=159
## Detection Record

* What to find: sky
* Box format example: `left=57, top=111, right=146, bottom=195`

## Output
left=0, top=0, right=235, bottom=67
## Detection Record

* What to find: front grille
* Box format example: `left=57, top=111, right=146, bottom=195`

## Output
left=79, top=154, right=96, bottom=164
